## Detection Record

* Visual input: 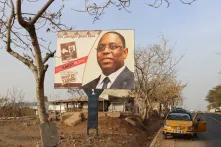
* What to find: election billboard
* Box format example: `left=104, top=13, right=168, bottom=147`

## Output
left=54, top=29, right=134, bottom=89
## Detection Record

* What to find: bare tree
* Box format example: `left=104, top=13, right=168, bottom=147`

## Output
left=1, top=0, right=64, bottom=123
left=134, top=38, right=184, bottom=121
left=0, top=0, right=68, bottom=146
left=151, top=76, right=185, bottom=115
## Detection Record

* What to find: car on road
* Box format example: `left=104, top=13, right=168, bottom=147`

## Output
left=215, top=108, right=221, bottom=112
left=162, top=111, right=206, bottom=139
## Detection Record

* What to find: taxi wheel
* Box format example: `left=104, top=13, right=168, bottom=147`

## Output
left=193, top=133, right=198, bottom=138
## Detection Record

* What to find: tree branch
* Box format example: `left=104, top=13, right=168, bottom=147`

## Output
left=16, top=0, right=30, bottom=28
left=30, top=0, right=55, bottom=25
left=180, top=0, right=196, bottom=5
left=6, top=0, right=14, bottom=52
left=43, top=50, right=56, bottom=64
left=6, top=0, right=36, bottom=73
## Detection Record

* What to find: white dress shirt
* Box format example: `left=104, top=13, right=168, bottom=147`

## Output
left=96, top=65, right=126, bottom=89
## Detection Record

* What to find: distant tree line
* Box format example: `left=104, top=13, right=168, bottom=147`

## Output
left=0, top=88, right=35, bottom=117
left=206, top=85, right=221, bottom=110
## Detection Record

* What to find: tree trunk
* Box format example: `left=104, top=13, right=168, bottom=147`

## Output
left=35, top=75, right=48, bottom=123
left=35, top=73, right=59, bottom=147
left=141, top=99, right=151, bottom=121
left=144, top=107, right=148, bottom=121
left=145, top=106, right=151, bottom=120
left=141, top=107, right=146, bottom=121
left=159, top=102, right=162, bottom=116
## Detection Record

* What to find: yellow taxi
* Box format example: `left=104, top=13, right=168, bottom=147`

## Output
left=162, top=110, right=206, bottom=139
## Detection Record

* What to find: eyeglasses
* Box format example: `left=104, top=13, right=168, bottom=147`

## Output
left=97, top=43, right=123, bottom=52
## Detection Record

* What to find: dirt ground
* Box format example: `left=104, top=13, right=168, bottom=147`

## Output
left=0, top=113, right=162, bottom=147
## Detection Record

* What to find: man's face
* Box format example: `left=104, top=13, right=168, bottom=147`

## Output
left=97, top=33, right=128, bottom=76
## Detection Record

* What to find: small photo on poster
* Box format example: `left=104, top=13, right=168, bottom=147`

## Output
left=60, top=41, right=77, bottom=62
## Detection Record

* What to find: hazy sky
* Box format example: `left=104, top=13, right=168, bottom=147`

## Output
left=0, top=0, right=221, bottom=111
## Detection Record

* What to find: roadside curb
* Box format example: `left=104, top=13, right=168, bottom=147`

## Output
left=149, top=127, right=162, bottom=147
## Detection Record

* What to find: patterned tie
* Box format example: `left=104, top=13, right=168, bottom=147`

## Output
left=102, top=77, right=110, bottom=89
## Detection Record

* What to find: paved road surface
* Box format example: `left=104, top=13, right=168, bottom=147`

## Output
left=153, top=113, right=221, bottom=147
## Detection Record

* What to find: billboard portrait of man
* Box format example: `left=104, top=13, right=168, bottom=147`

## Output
left=82, top=31, right=134, bottom=90
left=55, top=30, right=134, bottom=90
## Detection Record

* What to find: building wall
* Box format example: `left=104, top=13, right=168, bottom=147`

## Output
left=109, top=103, right=125, bottom=112
left=48, top=104, right=66, bottom=113
left=82, top=103, right=88, bottom=109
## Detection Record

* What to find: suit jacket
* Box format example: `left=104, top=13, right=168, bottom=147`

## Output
left=82, top=67, right=134, bottom=90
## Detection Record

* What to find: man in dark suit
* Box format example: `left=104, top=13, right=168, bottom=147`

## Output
left=83, top=31, right=134, bottom=89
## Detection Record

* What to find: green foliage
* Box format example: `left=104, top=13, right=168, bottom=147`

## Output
left=206, top=85, right=221, bottom=108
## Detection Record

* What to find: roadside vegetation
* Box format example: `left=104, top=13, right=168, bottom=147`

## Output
left=134, top=38, right=185, bottom=121
left=0, top=88, right=35, bottom=117
left=206, top=85, right=221, bottom=110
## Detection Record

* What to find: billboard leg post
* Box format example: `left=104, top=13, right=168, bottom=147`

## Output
left=84, top=89, right=103, bottom=136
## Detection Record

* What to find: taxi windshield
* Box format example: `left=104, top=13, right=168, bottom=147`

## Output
left=167, top=113, right=192, bottom=121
